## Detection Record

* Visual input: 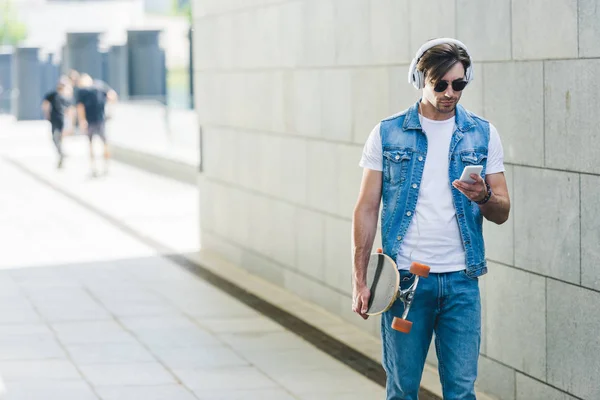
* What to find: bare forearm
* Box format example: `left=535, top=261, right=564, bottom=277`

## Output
left=352, top=206, right=379, bottom=288
left=77, top=105, right=86, bottom=122
left=41, top=101, right=50, bottom=119
left=480, top=193, right=510, bottom=224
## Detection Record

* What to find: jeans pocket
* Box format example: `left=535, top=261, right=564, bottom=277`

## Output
left=461, top=270, right=479, bottom=282
left=399, top=270, right=415, bottom=290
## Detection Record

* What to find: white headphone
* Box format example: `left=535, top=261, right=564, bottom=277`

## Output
left=408, top=38, right=474, bottom=90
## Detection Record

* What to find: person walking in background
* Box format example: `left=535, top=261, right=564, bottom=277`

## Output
left=76, top=73, right=117, bottom=177
left=42, top=77, right=74, bottom=169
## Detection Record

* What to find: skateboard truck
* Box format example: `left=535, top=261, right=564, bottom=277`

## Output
left=375, top=248, right=430, bottom=334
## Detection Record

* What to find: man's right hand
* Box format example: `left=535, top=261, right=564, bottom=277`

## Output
left=352, top=284, right=371, bottom=320
left=79, top=119, right=88, bottom=133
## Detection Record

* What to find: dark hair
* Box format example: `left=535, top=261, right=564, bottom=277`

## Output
left=416, top=43, right=471, bottom=85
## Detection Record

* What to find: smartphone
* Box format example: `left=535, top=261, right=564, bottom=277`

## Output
left=459, top=165, right=483, bottom=184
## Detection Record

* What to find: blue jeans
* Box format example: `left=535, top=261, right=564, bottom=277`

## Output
left=381, top=270, right=481, bottom=400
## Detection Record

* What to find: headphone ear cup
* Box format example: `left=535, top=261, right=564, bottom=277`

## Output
left=466, top=66, right=474, bottom=83
left=411, top=70, right=418, bottom=89
left=415, top=70, right=425, bottom=89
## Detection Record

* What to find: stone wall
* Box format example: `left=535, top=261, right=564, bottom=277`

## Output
left=192, top=1, right=600, bottom=398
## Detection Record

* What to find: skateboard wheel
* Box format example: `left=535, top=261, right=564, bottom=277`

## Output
left=391, top=317, right=413, bottom=333
left=409, top=262, right=430, bottom=278
left=376, top=248, right=383, bottom=254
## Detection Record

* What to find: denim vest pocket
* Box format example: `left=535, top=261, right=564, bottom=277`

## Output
left=459, top=151, right=487, bottom=165
left=383, top=150, right=411, bottom=185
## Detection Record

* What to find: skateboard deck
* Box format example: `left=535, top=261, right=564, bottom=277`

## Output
left=365, top=248, right=430, bottom=333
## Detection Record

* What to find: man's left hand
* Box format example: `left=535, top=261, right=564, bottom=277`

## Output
left=452, top=174, right=487, bottom=203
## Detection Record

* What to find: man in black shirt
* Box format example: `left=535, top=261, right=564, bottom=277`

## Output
left=42, top=78, right=74, bottom=168
left=76, top=74, right=117, bottom=176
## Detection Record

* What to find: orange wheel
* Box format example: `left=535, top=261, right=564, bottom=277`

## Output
left=410, top=262, right=430, bottom=277
left=376, top=248, right=383, bottom=254
left=391, top=317, right=412, bottom=333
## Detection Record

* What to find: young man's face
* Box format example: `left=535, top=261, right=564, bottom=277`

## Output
left=423, top=62, right=466, bottom=115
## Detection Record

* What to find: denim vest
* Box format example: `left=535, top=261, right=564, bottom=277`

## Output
left=380, top=101, right=490, bottom=278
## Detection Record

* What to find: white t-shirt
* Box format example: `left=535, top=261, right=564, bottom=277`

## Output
left=359, top=114, right=505, bottom=273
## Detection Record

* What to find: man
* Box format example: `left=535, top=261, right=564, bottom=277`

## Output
left=76, top=74, right=117, bottom=176
left=351, top=38, right=510, bottom=399
left=42, top=77, right=74, bottom=168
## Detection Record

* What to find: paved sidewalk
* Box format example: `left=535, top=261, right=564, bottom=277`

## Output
left=0, top=119, right=385, bottom=400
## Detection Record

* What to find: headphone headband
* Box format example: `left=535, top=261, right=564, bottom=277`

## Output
left=407, top=38, right=473, bottom=89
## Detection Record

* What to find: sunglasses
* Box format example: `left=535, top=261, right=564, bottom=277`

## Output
left=433, top=79, right=468, bottom=93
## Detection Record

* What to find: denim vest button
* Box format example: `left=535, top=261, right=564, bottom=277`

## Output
left=406, top=211, right=412, bottom=216
left=395, top=155, right=400, bottom=160
left=397, top=236, right=402, bottom=241
left=418, top=156, right=423, bottom=161
left=412, top=184, right=417, bottom=189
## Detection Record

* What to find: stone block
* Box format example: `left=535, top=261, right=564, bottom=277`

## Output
left=255, top=5, right=280, bottom=68
left=285, top=70, right=322, bottom=138
left=215, top=15, right=233, bottom=69
left=484, top=262, right=546, bottom=380
left=267, top=200, right=297, bottom=269
left=370, top=0, right=411, bottom=64
left=295, top=208, right=326, bottom=279
left=270, top=72, right=286, bottom=133
left=547, top=280, right=600, bottom=400
left=190, top=0, right=205, bottom=18
left=457, top=0, right=511, bottom=61
left=254, top=133, right=275, bottom=196
left=193, top=72, right=218, bottom=125
left=483, top=61, right=544, bottom=166
left=352, top=68, right=390, bottom=145
left=228, top=187, right=251, bottom=248
left=483, top=164, right=514, bottom=266
left=409, top=0, right=456, bottom=56
left=247, top=191, right=272, bottom=255
left=283, top=269, right=343, bottom=320
left=388, top=67, right=421, bottom=116
left=210, top=183, right=231, bottom=239
left=579, top=0, right=600, bottom=57
left=581, top=174, right=600, bottom=291
left=545, top=59, right=600, bottom=174
left=458, top=63, right=483, bottom=117
left=240, top=248, right=285, bottom=287
left=279, top=1, right=304, bottom=67
left=334, top=0, right=372, bottom=65
left=246, top=195, right=296, bottom=269
left=258, top=134, right=308, bottom=204
left=321, top=69, right=353, bottom=142
left=203, top=127, right=237, bottom=183
left=337, top=144, right=364, bottom=218
left=477, top=356, right=516, bottom=400
left=236, top=73, right=274, bottom=132
left=306, top=141, right=339, bottom=215
left=282, top=135, right=309, bottom=204
left=513, top=167, right=580, bottom=283
left=512, top=0, right=578, bottom=59
left=198, top=176, right=215, bottom=235
left=236, top=130, right=261, bottom=192
left=516, top=373, right=578, bottom=400
left=236, top=11, right=259, bottom=69
left=302, top=0, right=335, bottom=66
left=201, top=232, right=244, bottom=268
left=324, top=215, right=353, bottom=295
